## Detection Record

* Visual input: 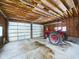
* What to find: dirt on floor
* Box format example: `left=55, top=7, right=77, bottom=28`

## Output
left=0, top=40, right=54, bottom=59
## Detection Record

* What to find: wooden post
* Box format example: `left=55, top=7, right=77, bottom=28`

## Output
left=0, top=9, right=9, bottom=44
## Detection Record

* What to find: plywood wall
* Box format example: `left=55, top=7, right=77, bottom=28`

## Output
left=44, top=17, right=79, bottom=37
left=0, top=15, right=8, bottom=45
left=64, top=17, right=79, bottom=37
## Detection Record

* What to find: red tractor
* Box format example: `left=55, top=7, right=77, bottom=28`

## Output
left=48, top=30, right=68, bottom=45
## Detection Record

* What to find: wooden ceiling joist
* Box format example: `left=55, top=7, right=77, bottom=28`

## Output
left=0, top=0, right=79, bottom=24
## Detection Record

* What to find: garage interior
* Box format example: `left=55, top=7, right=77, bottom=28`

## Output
left=0, top=0, right=79, bottom=59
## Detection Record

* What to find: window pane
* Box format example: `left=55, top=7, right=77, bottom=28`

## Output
left=9, top=26, right=17, bottom=30
left=54, top=26, right=67, bottom=32
left=9, top=30, right=17, bottom=33
left=0, top=26, right=3, bottom=36
left=62, top=26, right=67, bottom=31
left=9, top=22, right=17, bottom=25
left=9, top=37, right=17, bottom=41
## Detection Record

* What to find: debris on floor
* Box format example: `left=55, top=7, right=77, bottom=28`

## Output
left=0, top=39, right=79, bottom=59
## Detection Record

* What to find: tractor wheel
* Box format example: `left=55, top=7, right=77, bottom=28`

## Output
left=49, top=32, right=60, bottom=45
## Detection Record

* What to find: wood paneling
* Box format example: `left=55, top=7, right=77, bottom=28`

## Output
left=64, top=17, right=79, bottom=37
left=44, top=17, right=79, bottom=37
left=0, top=15, right=8, bottom=47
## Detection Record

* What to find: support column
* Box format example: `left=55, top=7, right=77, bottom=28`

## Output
left=31, top=23, right=33, bottom=39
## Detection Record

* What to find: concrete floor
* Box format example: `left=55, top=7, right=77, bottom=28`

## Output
left=0, top=38, right=79, bottom=59
left=0, top=39, right=53, bottom=59
left=68, top=37, right=79, bottom=44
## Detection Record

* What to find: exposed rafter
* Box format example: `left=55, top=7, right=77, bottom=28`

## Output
left=0, top=0, right=79, bottom=24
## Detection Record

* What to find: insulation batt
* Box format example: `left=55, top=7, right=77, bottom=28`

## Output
left=0, top=39, right=79, bottom=59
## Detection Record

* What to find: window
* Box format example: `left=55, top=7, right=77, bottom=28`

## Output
left=0, top=26, right=3, bottom=37
left=8, top=22, right=31, bottom=41
left=54, top=27, right=62, bottom=31
left=8, top=22, right=44, bottom=41
left=32, top=24, right=44, bottom=38
left=54, top=26, right=67, bottom=32
left=62, top=26, right=66, bottom=31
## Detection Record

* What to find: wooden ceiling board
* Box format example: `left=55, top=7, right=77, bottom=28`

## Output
left=46, top=0, right=67, bottom=13
left=65, top=0, right=76, bottom=8
left=0, top=0, right=79, bottom=24
left=0, top=2, right=41, bottom=21
left=41, top=0, right=63, bottom=16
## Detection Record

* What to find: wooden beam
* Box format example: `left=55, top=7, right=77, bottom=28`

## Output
left=0, top=9, right=9, bottom=21
left=0, top=9, right=9, bottom=43
left=73, top=0, right=78, bottom=6
left=42, top=18, right=61, bottom=25
left=41, top=0, right=63, bottom=16
left=20, top=0, right=54, bottom=17
left=60, top=0, right=70, bottom=9
left=47, top=0, right=67, bottom=13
